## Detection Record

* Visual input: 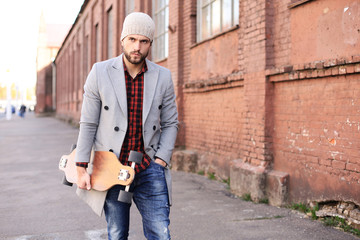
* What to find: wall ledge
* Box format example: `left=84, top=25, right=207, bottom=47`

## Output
left=288, top=0, right=315, bottom=9
left=184, top=71, right=244, bottom=93
left=267, top=55, right=360, bottom=83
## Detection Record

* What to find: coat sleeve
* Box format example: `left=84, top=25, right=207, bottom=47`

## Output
left=75, top=64, right=101, bottom=163
left=154, top=71, right=179, bottom=165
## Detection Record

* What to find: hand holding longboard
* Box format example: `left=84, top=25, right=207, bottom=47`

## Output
left=59, top=147, right=136, bottom=191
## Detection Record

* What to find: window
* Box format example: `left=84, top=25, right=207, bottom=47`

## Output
left=95, top=23, right=100, bottom=62
left=83, top=35, right=89, bottom=76
left=152, top=0, right=169, bottom=61
left=125, top=0, right=135, bottom=16
left=197, top=0, right=239, bottom=42
left=107, top=7, right=113, bottom=59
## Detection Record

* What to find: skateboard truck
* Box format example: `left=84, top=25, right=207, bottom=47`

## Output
left=59, top=156, right=68, bottom=168
left=61, top=144, right=77, bottom=186
left=118, top=169, right=131, bottom=181
left=117, top=150, right=143, bottom=204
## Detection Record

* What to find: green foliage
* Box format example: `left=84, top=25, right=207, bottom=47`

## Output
left=222, top=177, right=230, bottom=189
left=310, top=203, right=319, bottom=220
left=197, top=170, right=205, bottom=176
left=290, top=203, right=318, bottom=220
left=208, top=172, right=216, bottom=180
left=259, top=198, right=269, bottom=204
left=322, top=217, right=360, bottom=237
left=291, top=203, right=309, bottom=213
left=323, top=216, right=341, bottom=227
left=290, top=203, right=360, bottom=237
left=242, top=193, right=252, bottom=202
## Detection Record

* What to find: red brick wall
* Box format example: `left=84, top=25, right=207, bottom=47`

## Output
left=267, top=0, right=360, bottom=205
left=36, top=64, right=53, bottom=113
left=240, top=0, right=270, bottom=168
left=190, top=31, right=239, bottom=81
left=183, top=86, right=244, bottom=177
left=291, top=0, right=360, bottom=65
left=266, top=0, right=292, bottom=67
left=175, top=0, right=197, bottom=146
left=54, top=0, right=360, bottom=205
left=271, top=72, right=360, bottom=205
left=183, top=8, right=242, bottom=177
left=167, top=0, right=183, bottom=145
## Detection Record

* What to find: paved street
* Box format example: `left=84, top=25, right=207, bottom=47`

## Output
left=0, top=112, right=358, bottom=240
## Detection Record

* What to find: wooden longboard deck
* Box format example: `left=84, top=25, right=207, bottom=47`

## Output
left=59, top=150, right=135, bottom=191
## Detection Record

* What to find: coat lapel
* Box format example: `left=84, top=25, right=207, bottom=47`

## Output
left=143, top=59, right=159, bottom=124
left=107, top=55, right=159, bottom=124
left=107, top=55, right=128, bottom=118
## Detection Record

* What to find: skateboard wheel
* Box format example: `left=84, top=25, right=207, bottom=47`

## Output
left=70, top=144, right=77, bottom=152
left=62, top=175, right=73, bottom=187
left=118, top=190, right=133, bottom=204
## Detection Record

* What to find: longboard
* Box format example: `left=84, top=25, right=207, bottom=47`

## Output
left=59, top=149, right=135, bottom=191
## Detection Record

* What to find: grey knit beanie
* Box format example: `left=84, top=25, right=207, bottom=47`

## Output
left=121, top=12, right=155, bottom=41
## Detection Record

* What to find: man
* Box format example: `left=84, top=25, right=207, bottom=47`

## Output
left=75, top=12, right=178, bottom=240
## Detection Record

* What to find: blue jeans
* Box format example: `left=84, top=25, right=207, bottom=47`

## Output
left=104, top=161, right=171, bottom=240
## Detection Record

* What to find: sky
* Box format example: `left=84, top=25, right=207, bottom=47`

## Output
left=0, top=0, right=84, bottom=89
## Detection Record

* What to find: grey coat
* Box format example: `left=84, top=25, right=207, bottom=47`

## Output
left=74, top=54, right=179, bottom=216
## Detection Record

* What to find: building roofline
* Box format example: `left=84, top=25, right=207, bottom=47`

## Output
left=53, top=0, right=89, bottom=63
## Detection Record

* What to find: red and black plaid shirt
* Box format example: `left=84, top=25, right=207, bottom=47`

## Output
left=119, top=59, right=151, bottom=173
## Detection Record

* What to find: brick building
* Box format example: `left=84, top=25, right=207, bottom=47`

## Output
left=54, top=0, right=360, bottom=209
left=36, top=12, right=71, bottom=114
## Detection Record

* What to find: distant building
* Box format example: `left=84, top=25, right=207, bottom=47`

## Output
left=36, top=11, right=70, bottom=114
left=54, top=0, right=360, bottom=213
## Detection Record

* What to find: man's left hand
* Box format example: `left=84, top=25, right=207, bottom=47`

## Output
left=154, top=158, right=167, bottom=167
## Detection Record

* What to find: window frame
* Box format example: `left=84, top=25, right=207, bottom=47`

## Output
left=94, top=23, right=100, bottom=62
left=197, top=0, right=239, bottom=42
left=106, top=7, right=113, bottom=59
left=152, top=0, right=169, bottom=62
left=125, top=0, right=135, bottom=16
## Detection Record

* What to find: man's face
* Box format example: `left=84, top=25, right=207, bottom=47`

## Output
left=122, top=34, right=151, bottom=65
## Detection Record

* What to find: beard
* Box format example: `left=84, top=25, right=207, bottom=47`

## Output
left=123, top=49, right=149, bottom=65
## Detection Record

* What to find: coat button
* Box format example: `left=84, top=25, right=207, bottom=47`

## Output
left=104, top=106, right=109, bottom=110
left=158, top=105, right=162, bottom=110
left=109, top=149, right=114, bottom=152
left=114, top=126, right=119, bottom=131
left=153, top=125, right=156, bottom=131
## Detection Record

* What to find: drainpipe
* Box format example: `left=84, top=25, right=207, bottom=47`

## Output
left=51, top=61, right=56, bottom=111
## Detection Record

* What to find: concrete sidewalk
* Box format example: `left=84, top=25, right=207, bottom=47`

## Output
left=0, top=112, right=357, bottom=240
